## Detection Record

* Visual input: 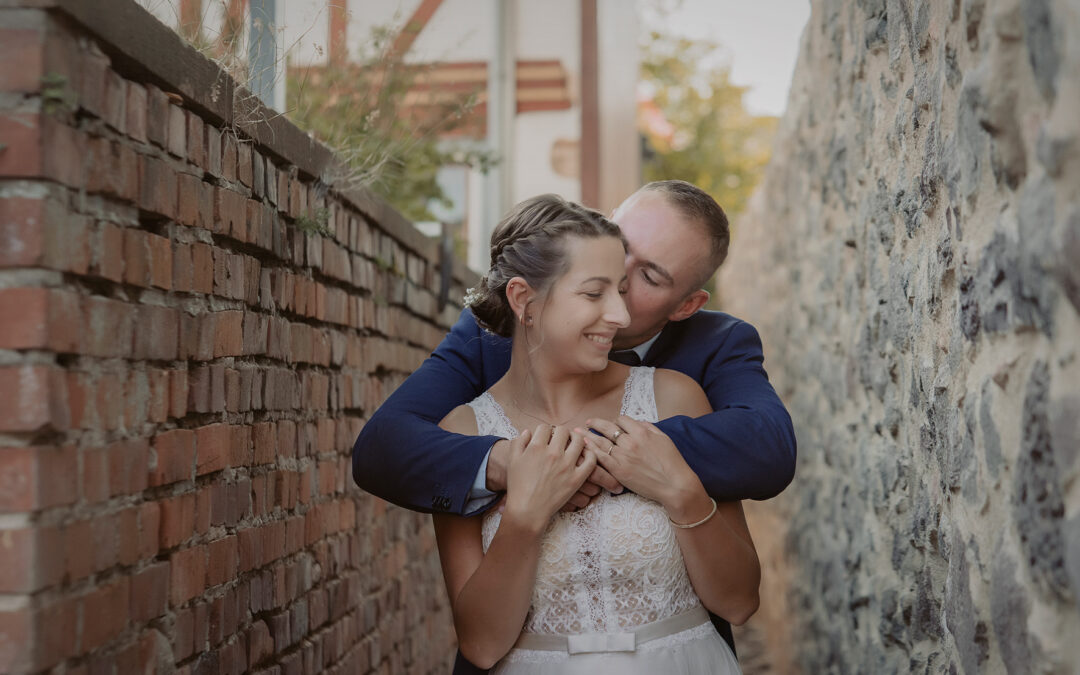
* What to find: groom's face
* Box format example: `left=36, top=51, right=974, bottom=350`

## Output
left=610, top=191, right=712, bottom=350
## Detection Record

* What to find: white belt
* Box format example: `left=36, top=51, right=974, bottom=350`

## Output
left=512, top=606, right=711, bottom=655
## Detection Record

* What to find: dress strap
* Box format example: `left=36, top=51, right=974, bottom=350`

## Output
left=620, top=366, right=659, bottom=423
left=467, top=393, right=520, bottom=439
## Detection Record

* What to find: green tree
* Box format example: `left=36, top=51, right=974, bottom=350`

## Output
left=640, top=30, right=777, bottom=218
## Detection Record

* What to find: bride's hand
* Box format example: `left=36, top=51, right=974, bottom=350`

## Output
left=504, top=425, right=596, bottom=533
left=579, top=416, right=704, bottom=511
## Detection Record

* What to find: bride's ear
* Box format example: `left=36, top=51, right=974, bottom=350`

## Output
left=505, top=277, right=536, bottom=324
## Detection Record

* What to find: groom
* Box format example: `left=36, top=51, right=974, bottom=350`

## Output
left=351, top=180, right=796, bottom=673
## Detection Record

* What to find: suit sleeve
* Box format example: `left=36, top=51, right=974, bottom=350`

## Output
left=655, top=320, right=797, bottom=501
left=351, top=310, right=504, bottom=515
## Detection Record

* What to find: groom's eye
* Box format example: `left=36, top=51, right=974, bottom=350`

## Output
left=641, top=270, right=658, bottom=286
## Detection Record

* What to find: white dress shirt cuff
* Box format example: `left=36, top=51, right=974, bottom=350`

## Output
left=463, top=449, right=498, bottom=515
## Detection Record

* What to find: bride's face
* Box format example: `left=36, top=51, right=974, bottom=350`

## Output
left=531, top=235, right=630, bottom=372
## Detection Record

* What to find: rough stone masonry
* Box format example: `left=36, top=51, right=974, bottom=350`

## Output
left=721, top=0, right=1079, bottom=672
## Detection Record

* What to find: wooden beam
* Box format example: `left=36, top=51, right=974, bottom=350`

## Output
left=391, top=0, right=445, bottom=57
left=580, top=0, right=600, bottom=208
left=328, top=0, right=348, bottom=65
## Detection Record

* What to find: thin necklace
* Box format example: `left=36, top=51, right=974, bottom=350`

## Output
left=508, top=392, right=580, bottom=427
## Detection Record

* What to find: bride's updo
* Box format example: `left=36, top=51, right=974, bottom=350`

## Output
left=466, top=194, right=624, bottom=337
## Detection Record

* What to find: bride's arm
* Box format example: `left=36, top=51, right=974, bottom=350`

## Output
left=433, top=510, right=544, bottom=669
left=433, top=408, right=594, bottom=668
left=654, top=370, right=760, bottom=624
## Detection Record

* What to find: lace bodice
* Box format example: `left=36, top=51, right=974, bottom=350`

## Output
left=468, top=367, right=704, bottom=637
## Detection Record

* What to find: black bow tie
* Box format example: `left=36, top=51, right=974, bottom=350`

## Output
left=609, top=350, right=642, bottom=366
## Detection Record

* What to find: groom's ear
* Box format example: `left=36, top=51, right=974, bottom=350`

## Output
left=668, top=289, right=710, bottom=322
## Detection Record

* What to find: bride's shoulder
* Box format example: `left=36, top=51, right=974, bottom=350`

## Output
left=438, top=402, right=480, bottom=435
left=650, top=368, right=711, bottom=419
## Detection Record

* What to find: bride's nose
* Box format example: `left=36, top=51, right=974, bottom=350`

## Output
left=603, top=293, right=631, bottom=328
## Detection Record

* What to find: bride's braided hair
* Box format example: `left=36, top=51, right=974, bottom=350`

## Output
left=466, top=194, right=625, bottom=337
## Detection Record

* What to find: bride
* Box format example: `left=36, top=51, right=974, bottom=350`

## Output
left=434, top=194, right=759, bottom=674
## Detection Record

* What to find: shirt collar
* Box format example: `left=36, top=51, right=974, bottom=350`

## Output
left=627, top=331, right=662, bottom=362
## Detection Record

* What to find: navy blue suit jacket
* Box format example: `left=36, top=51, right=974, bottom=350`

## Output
left=351, top=308, right=796, bottom=673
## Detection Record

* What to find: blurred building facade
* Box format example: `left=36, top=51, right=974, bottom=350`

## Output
left=138, top=0, right=641, bottom=272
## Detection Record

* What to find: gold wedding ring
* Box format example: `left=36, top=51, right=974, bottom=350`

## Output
left=611, top=430, right=623, bottom=443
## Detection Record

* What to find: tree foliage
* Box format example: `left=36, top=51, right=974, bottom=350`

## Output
left=640, top=30, right=777, bottom=218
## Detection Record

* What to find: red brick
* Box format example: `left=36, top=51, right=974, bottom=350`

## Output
left=222, top=132, right=237, bottom=182
left=139, top=154, right=178, bottom=219
left=64, top=518, right=94, bottom=580
left=123, top=227, right=151, bottom=287
left=186, top=112, right=204, bottom=167
left=97, top=221, right=125, bottom=282
left=252, top=422, right=277, bottom=465
left=170, top=368, right=189, bottom=419
left=0, top=605, right=32, bottom=672
left=212, top=310, right=244, bottom=357
left=195, top=423, right=231, bottom=476
left=82, top=576, right=130, bottom=650
left=149, top=429, right=195, bottom=486
left=130, top=561, right=170, bottom=621
left=115, top=631, right=157, bottom=675
left=139, top=500, right=160, bottom=559
left=173, top=606, right=195, bottom=660
left=146, top=368, right=170, bottom=424
left=205, top=124, right=222, bottom=177
left=31, top=594, right=79, bottom=669
left=82, top=296, right=134, bottom=358
left=189, top=491, right=207, bottom=541
left=126, top=81, right=148, bottom=143
left=145, top=85, right=169, bottom=148
left=0, top=113, right=42, bottom=178
left=0, top=444, right=76, bottom=512
left=225, top=368, right=240, bottom=412
left=0, top=365, right=68, bottom=432
left=95, top=370, right=124, bottom=431
left=0, top=24, right=44, bottom=93
left=147, top=232, right=173, bottom=290
left=173, top=242, right=194, bottom=292
left=248, top=619, right=273, bottom=667
left=167, top=104, right=186, bottom=158
left=0, top=197, right=44, bottom=267
left=231, top=425, right=253, bottom=466
left=81, top=445, right=109, bottom=504
left=191, top=242, right=214, bottom=294
left=132, top=304, right=180, bottom=361
left=86, top=137, right=138, bottom=202
left=103, top=69, right=126, bottom=132
left=41, top=117, right=87, bottom=188
left=108, top=438, right=150, bottom=497
left=159, top=492, right=196, bottom=549
left=170, top=545, right=207, bottom=606
left=77, top=45, right=108, bottom=118
left=215, top=186, right=246, bottom=237
left=177, top=173, right=202, bottom=228
left=115, top=506, right=141, bottom=566
left=207, top=535, right=238, bottom=587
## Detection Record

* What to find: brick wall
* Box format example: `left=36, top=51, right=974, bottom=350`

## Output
left=0, top=1, right=473, bottom=673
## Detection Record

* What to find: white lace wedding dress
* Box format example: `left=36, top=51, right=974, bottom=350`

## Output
left=467, top=367, right=742, bottom=674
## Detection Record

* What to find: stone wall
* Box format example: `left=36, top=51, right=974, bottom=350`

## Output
left=721, top=0, right=1079, bottom=672
left=0, top=1, right=474, bottom=673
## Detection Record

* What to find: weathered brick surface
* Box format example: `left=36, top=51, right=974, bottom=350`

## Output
left=0, top=4, right=470, bottom=674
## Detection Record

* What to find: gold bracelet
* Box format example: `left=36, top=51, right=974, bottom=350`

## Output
left=668, top=497, right=718, bottom=529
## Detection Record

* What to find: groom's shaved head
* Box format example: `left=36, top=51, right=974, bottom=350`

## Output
left=631, top=180, right=730, bottom=290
